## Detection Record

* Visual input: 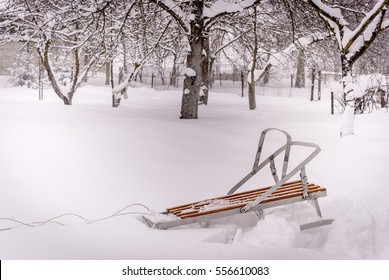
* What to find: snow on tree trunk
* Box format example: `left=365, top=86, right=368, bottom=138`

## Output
left=340, top=71, right=355, bottom=136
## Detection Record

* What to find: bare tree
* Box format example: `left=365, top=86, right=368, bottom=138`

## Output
left=111, top=4, right=173, bottom=107
left=149, top=0, right=261, bottom=119
left=0, top=0, right=124, bottom=105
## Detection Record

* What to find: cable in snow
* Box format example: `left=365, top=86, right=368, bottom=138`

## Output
left=87, top=203, right=153, bottom=224
left=0, top=203, right=154, bottom=232
left=0, top=213, right=90, bottom=231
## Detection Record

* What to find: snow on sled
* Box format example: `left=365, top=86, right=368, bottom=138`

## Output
left=142, top=128, right=333, bottom=231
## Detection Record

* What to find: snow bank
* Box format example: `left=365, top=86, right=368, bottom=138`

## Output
left=1, top=84, right=389, bottom=259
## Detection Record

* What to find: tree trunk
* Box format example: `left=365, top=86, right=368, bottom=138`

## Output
left=209, top=57, right=216, bottom=90
left=248, top=6, right=257, bottom=110
left=180, top=1, right=204, bottom=119
left=67, top=47, right=80, bottom=105
left=171, top=54, right=177, bottom=86
left=181, top=39, right=203, bottom=118
left=201, top=36, right=210, bottom=105
left=82, top=54, right=89, bottom=82
left=122, top=39, right=128, bottom=74
left=248, top=78, right=256, bottom=109
left=105, top=62, right=110, bottom=85
left=295, top=50, right=305, bottom=88
left=340, top=56, right=355, bottom=137
left=310, top=67, right=315, bottom=101
left=112, top=63, right=140, bottom=108
left=39, top=42, right=70, bottom=105
left=262, top=65, right=271, bottom=84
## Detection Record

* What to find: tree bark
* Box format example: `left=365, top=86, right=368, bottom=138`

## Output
left=105, top=62, right=110, bottom=85
left=122, top=39, right=128, bottom=74
left=295, top=49, right=305, bottom=88
left=201, top=36, right=211, bottom=105
left=171, top=54, right=177, bottom=87
left=180, top=1, right=205, bottom=119
left=248, top=7, right=257, bottom=110
left=310, top=67, right=315, bottom=101
left=39, top=41, right=70, bottom=105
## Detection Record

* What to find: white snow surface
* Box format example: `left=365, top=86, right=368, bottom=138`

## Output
left=1, top=81, right=389, bottom=259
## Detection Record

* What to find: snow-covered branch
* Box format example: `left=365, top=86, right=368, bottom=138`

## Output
left=343, top=0, right=389, bottom=52
left=307, top=0, right=348, bottom=26
left=248, top=32, right=327, bottom=83
left=308, top=0, right=389, bottom=63
left=204, top=0, right=261, bottom=28
left=149, top=0, right=190, bottom=33
left=213, top=34, right=243, bottom=56
left=112, top=19, right=172, bottom=106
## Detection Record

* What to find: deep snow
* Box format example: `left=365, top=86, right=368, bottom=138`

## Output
left=1, top=77, right=389, bottom=259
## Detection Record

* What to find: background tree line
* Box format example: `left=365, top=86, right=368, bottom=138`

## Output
left=1, top=0, right=388, bottom=132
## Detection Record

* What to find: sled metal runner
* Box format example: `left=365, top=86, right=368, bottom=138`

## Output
left=143, top=128, right=333, bottom=230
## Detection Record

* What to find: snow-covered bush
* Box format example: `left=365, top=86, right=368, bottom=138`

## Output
left=8, top=46, right=38, bottom=89
left=330, top=74, right=388, bottom=114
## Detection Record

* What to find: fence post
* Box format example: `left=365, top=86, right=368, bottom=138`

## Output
left=118, top=67, right=123, bottom=84
left=331, top=91, right=334, bottom=115
left=380, top=90, right=386, bottom=108
left=318, top=70, right=322, bottom=101
left=219, top=73, right=222, bottom=87
left=241, top=71, right=244, bottom=97
left=290, top=74, right=294, bottom=88
left=38, top=58, right=43, bottom=101
left=105, top=62, right=110, bottom=85
left=151, top=73, right=154, bottom=88
left=210, top=70, right=214, bottom=90
left=310, top=67, right=315, bottom=101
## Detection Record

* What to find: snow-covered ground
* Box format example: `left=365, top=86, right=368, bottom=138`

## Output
left=1, top=77, right=389, bottom=259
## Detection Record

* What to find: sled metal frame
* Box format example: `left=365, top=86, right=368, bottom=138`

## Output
left=143, top=128, right=333, bottom=230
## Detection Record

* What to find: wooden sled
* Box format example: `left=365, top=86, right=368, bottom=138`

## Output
left=143, top=128, right=333, bottom=230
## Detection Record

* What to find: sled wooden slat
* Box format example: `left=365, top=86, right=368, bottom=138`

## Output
left=167, top=181, right=326, bottom=219
left=166, top=180, right=304, bottom=212
left=168, top=182, right=318, bottom=215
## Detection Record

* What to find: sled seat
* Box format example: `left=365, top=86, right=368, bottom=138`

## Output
left=142, top=128, right=333, bottom=230
left=166, top=180, right=327, bottom=219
